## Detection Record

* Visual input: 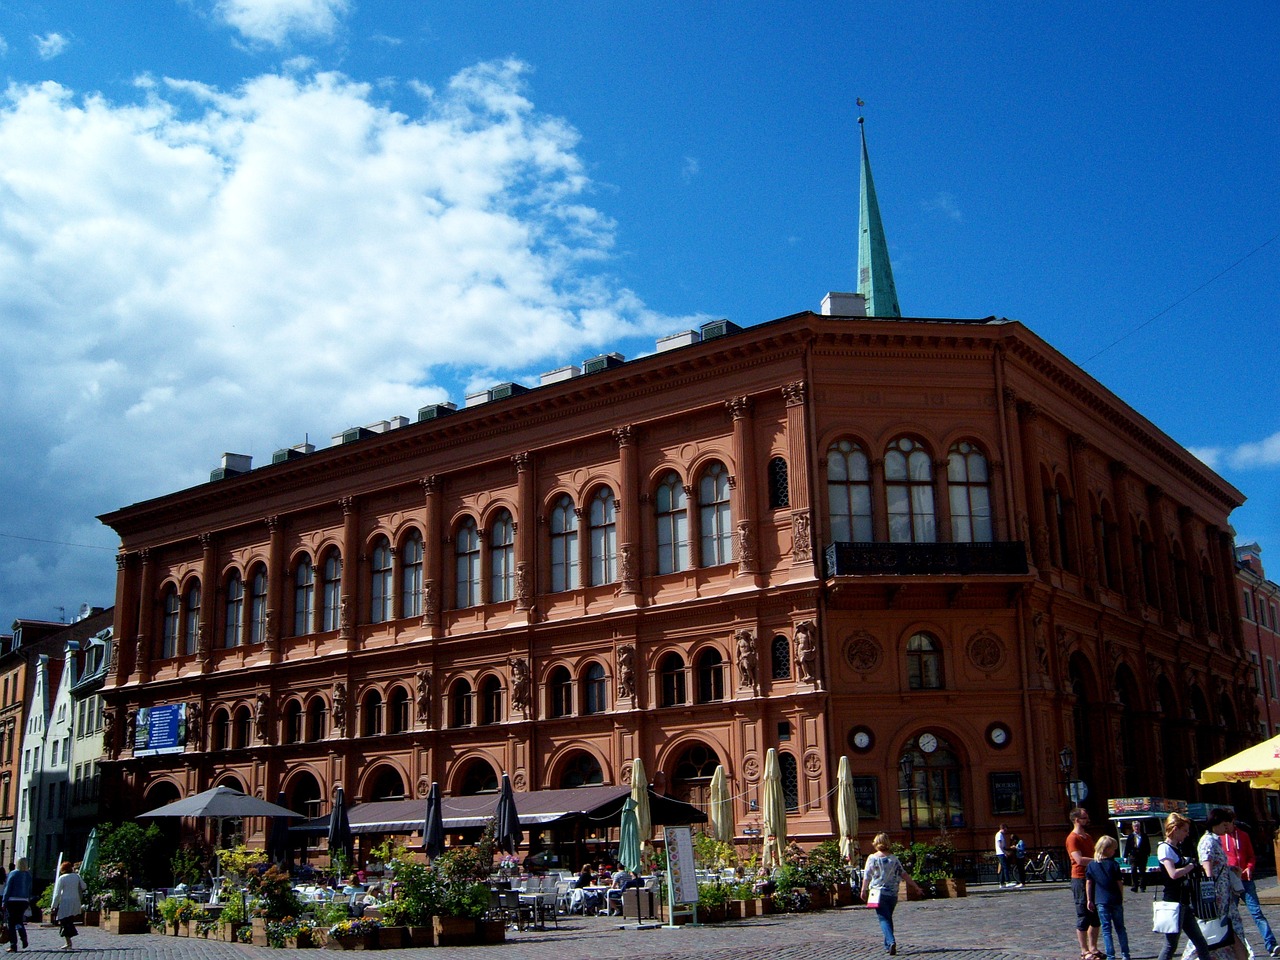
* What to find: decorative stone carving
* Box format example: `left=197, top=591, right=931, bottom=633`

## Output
left=1031, top=612, right=1051, bottom=677
left=620, top=761, right=633, bottom=785
left=125, top=709, right=137, bottom=751
left=620, top=544, right=638, bottom=592
left=332, top=681, right=348, bottom=736
left=513, top=771, right=527, bottom=791
left=339, top=597, right=352, bottom=636
left=255, top=692, right=271, bottom=744
left=737, top=520, right=757, bottom=573
left=423, top=580, right=438, bottom=623
left=742, top=755, right=761, bottom=782
left=792, top=512, right=812, bottom=563
left=264, top=609, right=278, bottom=651
left=103, top=710, right=119, bottom=760
left=734, top=629, right=758, bottom=693
left=726, top=396, right=752, bottom=420
left=187, top=702, right=202, bottom=746
left=804, top=752, right=822, bottom=776
left=794, top=620, right=818, bottom=685
left=617, top=644, right=636, bottom=699
left=416, top=669, right=431, bottom=724
left=966, top=629, right=1005, bottom=673
left=781, top=381, right=806, bottom=406
left=843, top=631, right=882, bottom=673
left=510, top=658, right=531, bottom=716
left=417, top=777, right=430, bottom=798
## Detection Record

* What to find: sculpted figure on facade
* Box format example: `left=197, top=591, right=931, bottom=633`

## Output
left=792, top=512, right=812, bottom=563
left=735, top=629, right=758, bottom=693
left=510, top=658, right=531, bottom=716
left=102, top=710, right=119, bottom=760
left=415, top=669, right=431, bottom=724
left=332, top=681, right=348, bottom=736
left=125, top=709, right=137, bottom=752
left=422, top=580, right=437, bottom=623
left=737, top=520, right=758, bottom=573
left=339, top=597, right=352, bottom=636
left=617, top=644, right=636, bottom=699
left=187, top=701, right=202, bottom=747
left=1031, top=612, right=1051, bottom=677
left=515, top=562, right=532, bottom=608
left=794, top=621, right=818, bottom=685
left=255, top=692, right=271, bottom=743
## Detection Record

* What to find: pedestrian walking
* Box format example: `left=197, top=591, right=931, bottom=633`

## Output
left=996, top=824, right=1012, bottom=887
left=1223, top=817, right=1279, bottom=956
left=1014, top=835, right=1028, bottom=885
left=1085, top=836, right=1131, bottom=960
left=1067, top=808, right=1102, bottom=960
left=1199, top=808, right=1249, bottom=960
left=1121, top=822, right=1150, bottom=892
left=1, top=859, right=31, bottom=952
left=860, top=832, right=922, bottom=955
left=50, top=861, right=87, bottom=951
left=1156, top=812, right=1211, bottom=960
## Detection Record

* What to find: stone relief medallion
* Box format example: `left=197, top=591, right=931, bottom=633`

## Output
left=967, top=629, right=1006, bottom=673
left=513, top=771, right=527, bottom=791
left=803, top=752, right=822, bottom=777
left=843, top=631, right=883, bottom=672
left=621, top=761, right=633, bottom=785
left=743, top=755, right=761, bottom=783
left=417, top=777, right=430, bottom=798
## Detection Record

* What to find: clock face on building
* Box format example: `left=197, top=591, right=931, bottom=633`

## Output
left=848, top=726, right=874, bottom=752
left=918, top=732, right=938, bottom=754
left=988, top=723, right=1010, bottom=748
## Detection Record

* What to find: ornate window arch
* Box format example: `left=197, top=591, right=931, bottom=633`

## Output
left=388, top=686, right=411, bottom=734
left=305, top=696, right=327, bottom=742
left=827, top=439, right=873, bottom=542
left=293, top=555, right=314, bottom=636
left=223, top=571, right=245, bottom=648
left=907, top=632, right=944, bottom=690
left=449, top=679, right=474, bottom=728
left=490, top=510, right=515, bottom=602
left=361, top=689, right=384, bottom=737
left=400, top=530, right=424, bottom=619
left=582, top=662, right=607, bottom=715
left=698, top=461, right=734, bottom=566
left=248, top=564, right=268, bottom=643
left=767, top=456, right=790, bottom=510
left=559, top=751, right=604, bottom=788
left=899, top=734, right=964, bottom=829
left=454, top=517, right=480, bottom=608
left=320, top=549, right=342, bottom=632
left=655, top=472, right=689, bottom=574
left=459, top=759, right=498, bottom=795
left=548, top=666, right=573, bottom=718
left=588, top=487, right=617, bottom=586
left=659, top=652, right=687, bottom=707
left=480, top=676, right=503, bottom=725
left=885, top=437, right=936, bottom=543
left=947, top=441, right=992, bottom=542
left=283, top=699, right=304, bottom=744
left=549, top=496, right=578, bottom=592
left=771, top=634, right=791, bottom=680
left=370, top=536, right=393, bottom=623
left=183, top=580, right=201, bottom=655
left=161, top=586, right=180, bottom=659
left=695, top=647, right=725, bottom=703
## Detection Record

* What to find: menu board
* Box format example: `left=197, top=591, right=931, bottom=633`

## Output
left=664, top=826, right=698, bottom=905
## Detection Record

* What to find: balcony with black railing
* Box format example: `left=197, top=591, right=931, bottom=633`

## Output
left=824, top=541, right=1029, bottom=578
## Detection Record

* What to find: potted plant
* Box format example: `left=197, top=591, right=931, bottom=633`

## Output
left=326, top=916, right=382, bottom=950
left=374, top=840, right=442, bottom=947
left=696, top=881, right=731, bottom=922
left=295, top=917, right=320, bottom=948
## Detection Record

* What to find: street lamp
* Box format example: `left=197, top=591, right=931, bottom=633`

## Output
left=899, top=753, right=917, bottom=845
left=1058, top=746, right=1074, bottom=780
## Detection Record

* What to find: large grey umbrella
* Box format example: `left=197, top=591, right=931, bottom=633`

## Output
left=266, top=792, right=293, bottom=867
left=494, top=772, right=521, bottom=854
left=328, top=785, right=354, bottom=874
left=422, top=782, right=445, bottom=860
left=138, top=785, right=299, bottom=819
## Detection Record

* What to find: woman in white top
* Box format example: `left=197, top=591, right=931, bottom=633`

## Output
left=859, top=832, right=921, bottom=955
left=50, top=861, right=87, bottom=951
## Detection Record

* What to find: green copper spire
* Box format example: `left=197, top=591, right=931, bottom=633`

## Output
left=857, top=117, right=901, bottom=317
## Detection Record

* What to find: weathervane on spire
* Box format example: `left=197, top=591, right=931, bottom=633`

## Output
left=856, top=97, right=865, bottom=124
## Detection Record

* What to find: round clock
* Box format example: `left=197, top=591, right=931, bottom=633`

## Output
left=988, top=723, right=1011, bottom=748
left=918, top=732, right=938, bottom=754
left=848, top=726, right=874, bottom=752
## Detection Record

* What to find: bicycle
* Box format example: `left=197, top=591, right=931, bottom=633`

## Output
left=1023, top=850, right=1061, bottom=882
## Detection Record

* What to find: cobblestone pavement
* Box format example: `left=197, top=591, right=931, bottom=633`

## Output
left=20, top=880, right=1280, bottom=960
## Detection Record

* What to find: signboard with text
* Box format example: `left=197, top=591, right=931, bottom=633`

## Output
left=134, top=703, right=186, bottom=756
left=664, top=825, right=698, bottom=905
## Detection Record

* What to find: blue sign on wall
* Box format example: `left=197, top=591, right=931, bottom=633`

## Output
left=134, top=703, right=186, bottom=756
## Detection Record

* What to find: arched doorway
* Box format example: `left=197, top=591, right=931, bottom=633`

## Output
left=898, top=733, right=965, bottom=832
left=669, top=742, right=720, bottom=812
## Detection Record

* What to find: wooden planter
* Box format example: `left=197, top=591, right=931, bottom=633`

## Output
left=218, top=921, right=252, bottom=942
left=295, top=929, right=320, bottom=948
left=375, top=927, right=406, bottom=949
left=476, top=919, right=505, bottom=944
left=733, top=899, right=757, bottom=919
left=757, top=896, right=775, bottom=915
left=82, top=911, right=100, bottom=927
left=699, top=904, right=728, bottom=923
left=324, top=932, right=378, bottom=950
left=807, top=889, right=831, bottom=910
left=899, top=881, right=926, bottom=902
left=432, top=915, right=475, bottom=947
left=251, top=917, right=271, bottom=946
left=834, top=883, right=856, bottom=906
left=102, top=910, right=149, bottom=935
left=937, top=878, right=967, bottom=898
left=405, top=924, right=434, bottom=948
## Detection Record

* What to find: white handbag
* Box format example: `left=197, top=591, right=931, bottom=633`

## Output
left=1153, top=899, right=1181, bottom=935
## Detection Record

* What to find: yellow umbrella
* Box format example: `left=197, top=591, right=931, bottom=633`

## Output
left=1199, top=734, right=1280, bottom=789
left=836, top=755, right=859, bottom=861
left=630, top=757, right=652, bottom=850
left=761, top=748, right=787, bottom=868
left=709, top=765, right=733, bottom=843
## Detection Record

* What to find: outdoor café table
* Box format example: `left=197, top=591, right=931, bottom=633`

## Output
left=569, top=885, right=610, bottom=914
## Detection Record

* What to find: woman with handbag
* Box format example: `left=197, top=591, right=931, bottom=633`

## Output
left=1199, top=809, right=1249, bottom=960
left=50, top=862, right=87, bottom=951
left=1156, top=813, right=1212, bottom=960
left=860, top=832, right=922, bottom=955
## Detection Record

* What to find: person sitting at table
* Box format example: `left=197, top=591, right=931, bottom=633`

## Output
left=605, top=870, right=642, bottom=915
left=341, top=874, right=365, bottom=896
left=574, top=864, right=595, bottom=889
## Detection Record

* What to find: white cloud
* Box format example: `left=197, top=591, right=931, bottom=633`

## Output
left=0, top=35, right=9, bottom=57
left=1188, top=431, right=1280, bottom=472
left=212, top=0, right=349, bottom=46
left=681, top=155, right=700, bottom=184
left=1187, top=446, right=1222, bottom=470
left=922, top=190, right=962, bottom=222
left=0, top=60, right=703, bottom=620
left=34, top=32, right=68, bottom=60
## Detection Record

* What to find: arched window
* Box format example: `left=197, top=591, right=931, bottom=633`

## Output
left=588, top=487, right=617, bottom=586
left=490, top=510, right=515, bottom=602
left=907, top=633, right=944, bottom=690
left=248, top=566, right=268, bottom=643
left=1098, top=504, right=1121, bottom=591
left=223, top=572, right=244, bottom=648
left=549, top=666, right=573, bottom=718
left=1137, top=523, right=1159, bottom=608
left=1172, top=543, right=1192, bottom=622
left=671, top=742, right=720, bottom=809
left=361, top=690, right=383, bottom=737
left=450, top=679, right=473, bottom=728
left=283, top=700, right=303, bottom=744
left=480, top=676, right=503, bottom=725
left=370, top=536, right=393, bottom=623
left=827, top=440, right=873, bottom=542
left=455, top=518, right=480, bottom=608
left=305, top=697, right=327, bottom=742
left=161, top=588, right=180, bottom=659
left=780, top=752, right=800, bottom=812
left=696, top=648, right=725, bottom=703
left=768, top=456, right=790, bottom=510
left=659, top=653, right=686, bottom=707
left=211, top=709, right=231, bottom=751
left=460, top=761, right=498, bottom=795
left=293, top=556, right=314, bottom=636
left=1047, top=479, right=1076, bottom=571
left=321, top=550, right=342, bottom=631
left=183, top=582, right=201, bottom=655
left=699, top=461, right=734, bottom=566
left=559, top=752, right=604, bottom=788
left=550, top=496, right=578, bottom=592
left=947, top=441, right=992, bottom=543
left=899, top=734, right=964, bottom=829
left=655, top=472, right=689, bottom=574
left=1202, top=560, right=1220, bottom=633
left=388, top=686, right=411, bottom=734
left=233, top=706, right=251, bottom=748
left=368, top=768, right=406, bottom=801
left=885, top=438, right=936, bottom=543
left=771, top=635, right=791, bottom=680
left=582, top=662, right=607, bottom=715
left=401, top=531, right=423, bottom=619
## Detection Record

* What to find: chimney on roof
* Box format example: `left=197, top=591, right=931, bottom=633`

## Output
left=210, top=453, right=252, bottom=481
left=821, top=292, right=867, bottom=317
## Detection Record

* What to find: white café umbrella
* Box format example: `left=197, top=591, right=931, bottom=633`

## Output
left=836, top=755, right=860, bottom=862
left=709, top=765, right=734, bottom=844
left=760, top=748, right=787, bottom=868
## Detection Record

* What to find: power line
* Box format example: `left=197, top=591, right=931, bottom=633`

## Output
left=1083, top=231, right=1279, bottom=365
left=0, top=532, right=116, bottom=552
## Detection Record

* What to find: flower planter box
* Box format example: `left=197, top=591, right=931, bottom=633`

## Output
left=899, top=881, right=926, bottom=902
left=171, top=921, right=192, bottom=937
left=807, top=889, right=831, bottom=911
left=102, top=910, right=150, bottom=935
left=476, top=919, right=505, bottom=944
left=251, top=917, right=271, bottom=946
left=325, top=932, right=378, bottom=950
left=375, top=927, right=406, bottom=949
left=219, top=921, right=252, bottom=942
left=295, top=929, right=319, bottom=948
left=82, top=911, right=100, bottom=928
left=405, top=924, right=434, bottom=948
left=733, top=899, right=757, bottom=919
left=432, top=915, right=475, bottom=947
left=834, top=883, right=856, bottom=906
left=937, top=878, right=966, bottom=898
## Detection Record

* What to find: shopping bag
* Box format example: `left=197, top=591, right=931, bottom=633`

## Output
left=1153, top=900, right=1181, bottom=934
left=865, top=887, right=881, bottom=908
left=1197, top=917, right=1234, bottom=948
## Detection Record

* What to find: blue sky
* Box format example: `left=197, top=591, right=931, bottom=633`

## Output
left=0, top=0, right=1277, bottom=624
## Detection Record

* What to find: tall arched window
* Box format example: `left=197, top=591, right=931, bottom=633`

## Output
left=233, top=706, right=251, bottom=748
left=388, top=686, right=411, bottom=733
left=211, top=709, right=231, bottom=751
left=490, top=510, right=515, bottom=602
left=248, top=566, right=268, bottom=643
left=659, top=653, right=686, bottom=707
left=481, top=676, right=503, bottom=725
left=559, top=752, right=604, bottom=788
left=550, top=496, right=578, bottom=592
left=283, top=700, right=303, bottom=744
left=899, top=735, right=964, bottom=829
left=885, top=438, right=936, bottom=543
left=1099, top=504, right=1121, bottom=591
left=161, top=588, right=180, bottom=659
left=582, top=663, right=607, bottom=715
left=450, top=679, right=473, bottom=728
left=455, top=518, right=480, bottom=608
left=827, top=440, right=873, bottom=541
left=401, top=531, right=423, bottom=619
left=223, top=572, right=244, bottom=648
left=655, top=472, right=688, bottom=574
left=361, top=690, right=383, bottom=737
left=370, top=536, right=393, bottom=623
left=947, top=441, right=992, bottom=542
left=549, top=666, right=573, bottom=718
left=321, top=550, right=342, bottom=631
left=1137, top=523, right=1159, bottom=608
left=460, top=761, right=498, bottom=795
left=1202, top=560, right=1220, bottom=633
left=768, top=456, right=790, bottom=510
left=771, top=635, right=791, bottom=680
left=589, top=488, right=617, bottom=586
left=696, top=648, right=725, bottom=702
left=183, top=582, right=201, bottom=655
left=293, top=556, right=314, bottom=636
left=699, top=461, right=733, bottom=566
left=305, top=697, right=327, bottom=742
left=907, top=633, right=944, bottom=689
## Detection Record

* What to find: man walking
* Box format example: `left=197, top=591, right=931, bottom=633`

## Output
left=1121, top=821, right=1150, bottom=892
left=1224, top=817, right=1280, bottom=957
left=1066, top=808, right=1101, bottom=960
left=996, top=824, right=1012, bottom=888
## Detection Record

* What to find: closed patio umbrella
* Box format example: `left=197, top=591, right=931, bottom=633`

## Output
left=422, top=782, right=445, bottom=860
left=494, top=772, right=521, bottom=854
left=328, top=785, right=353, bottom=874
left=618, top=797, right=642, bottom=873
left=836, top=755, right=860, bottom=862
left=630, top=757, right=652, bottom=850
left=81, top=827, right=99, bottom=877
left=709, top=765, right=733, bottom=844
left=266, top=792, right=293, bottom=867
left=760, top=748, right=787, bottom=868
